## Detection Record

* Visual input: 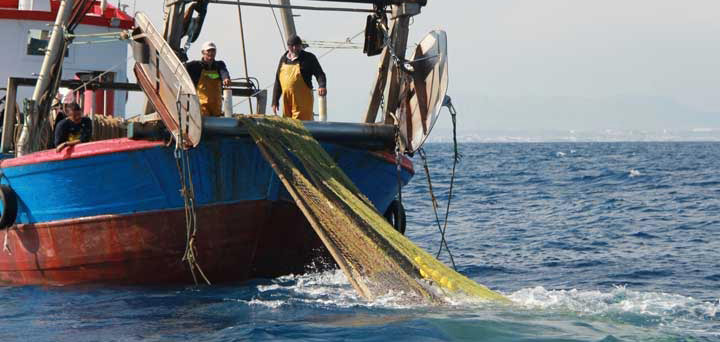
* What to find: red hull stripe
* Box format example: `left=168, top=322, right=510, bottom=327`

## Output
left=372, top=151, right=415, bottom=174
left=1, top=138, right=164, bottom=168
left=0, top=1, right=133, bottom=29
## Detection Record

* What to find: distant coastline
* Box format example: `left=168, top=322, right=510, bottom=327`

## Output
left=428, top=128, right=720, bottom=143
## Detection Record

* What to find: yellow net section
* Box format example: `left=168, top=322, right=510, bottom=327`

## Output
left=239, top=116, right=509, bottom=304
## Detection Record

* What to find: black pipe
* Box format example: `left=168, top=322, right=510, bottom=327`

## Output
left=306, top=0, right=426, bottom=5
left=129, top=117, right=396, bottom=150
left=203, top=117, right=395, bottom=150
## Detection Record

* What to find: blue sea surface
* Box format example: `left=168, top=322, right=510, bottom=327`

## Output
left=1, top=142, right=718, bottom=341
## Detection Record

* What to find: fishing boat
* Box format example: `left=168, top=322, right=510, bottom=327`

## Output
left=0, top=0, right=448, bottom=286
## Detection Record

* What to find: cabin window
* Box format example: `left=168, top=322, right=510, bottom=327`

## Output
left=27, top=30, right=69, bottom=57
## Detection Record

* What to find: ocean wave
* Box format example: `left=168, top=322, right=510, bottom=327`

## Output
left=508, top=285, right=719, bottom=324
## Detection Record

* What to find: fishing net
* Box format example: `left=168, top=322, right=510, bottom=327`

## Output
left=91, top=114, right=127, bottom=141
left=239, top=116, right=508, bottom=304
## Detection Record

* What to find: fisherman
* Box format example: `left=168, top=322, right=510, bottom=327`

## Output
left=55, top=103, right=92, bottom=152
left=47, top=103, right=67, bottom=149
left=272, top=34, right=327, bottom=121
left=185, top=41, right=231, bottom=116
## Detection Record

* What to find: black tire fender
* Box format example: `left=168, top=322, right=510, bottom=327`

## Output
left=0, top=184, right=18, bottom=229
left=383, top=199, right=406, bottom=235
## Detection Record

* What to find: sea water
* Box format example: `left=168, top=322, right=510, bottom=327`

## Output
left=0, top=142, right=718, bottom=341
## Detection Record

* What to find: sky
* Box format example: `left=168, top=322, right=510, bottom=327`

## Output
left=124, top=0, right=720, bottom=132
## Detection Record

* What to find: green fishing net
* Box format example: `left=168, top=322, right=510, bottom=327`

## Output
left=239, top=116, right=508, bottom=304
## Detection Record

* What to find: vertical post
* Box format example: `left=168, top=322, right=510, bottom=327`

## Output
left=382, top=4, right=419, bottom=124
left=318, top=93, right=327, bottom=121
left=17, top=0, right=73, bottom=156
left=223, top=88, right=233, bottom=117
left=235, top=2, right=254, bottom=114
left=30, top=0, right=72, bottom=103
left=363, top=20, right=395, bottom=123
left=162, top=0, right=186, bottom=50
left=255, top=89, right=267, bottom=114
left=1, top=78, right=18, bottom=153
left=278, top=0, right=297, bottom=41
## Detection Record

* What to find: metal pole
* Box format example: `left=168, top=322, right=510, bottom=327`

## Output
left=235, top=2, right=254, bottom=114
left=363, top=20, right=395, bottom=123
left=30, top=0, right=72, bottom=103
left=278, top=0, right=297, bottom=41
left=1, top=78, right=18, bottom=153
left=382, top=4, right=418, bottom=123
left=209, top=0, right=379, bottom=13
left=17, top=0, right=73, bottom=156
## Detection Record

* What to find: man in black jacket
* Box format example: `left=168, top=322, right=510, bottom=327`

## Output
left=55, top=103, right=91, bottom=152
left=272, top=35, right=326, bottom=121
left=185, top=41, right=231, bottom=116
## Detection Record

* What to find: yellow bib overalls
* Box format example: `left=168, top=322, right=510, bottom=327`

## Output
left=279, top=63, right=314, bottom=121
left=197, top=69, right=222, bottom=116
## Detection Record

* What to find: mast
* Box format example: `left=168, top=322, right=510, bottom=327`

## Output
left=16, top=0, right=75, bottom=156
left=163, top=0, right=187, bottom=50
left=363, top=2, right=422, bottom=123
left=278, top=0, right=298, bottom=41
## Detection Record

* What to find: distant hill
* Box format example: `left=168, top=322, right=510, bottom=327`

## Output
left=427, top=95, right=720, bottom=142
left=451, top=95, right=720, bottom=131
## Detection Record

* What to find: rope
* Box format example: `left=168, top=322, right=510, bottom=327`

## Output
left=69, top=55, right=134, bottom=94
left=417, top=96, right=461, bottom=271
left=174, top=96, right=210, bottom=285
left=232, top=30, right=364, bottom=110
left=235, top=1, right=254, bottom=114
left=389, top=112, right=403, bottom=209
left=305, top=40, right=363, bottom=50
left=268, top=0, right=287, bottom=50
left=418, top=148, right=456, bottom=270
left=317, top=30, right=364, bottom=59
left=2, top=227, right=12, bottom=255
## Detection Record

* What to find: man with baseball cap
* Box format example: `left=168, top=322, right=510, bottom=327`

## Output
left=272, top=34, right=326, bottom=120
left=185, top=41, right=231, bottom=116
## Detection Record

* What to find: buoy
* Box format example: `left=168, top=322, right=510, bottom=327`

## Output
left=383, top=199, right=406, bottom=234
left=0, top=184, right=18, bottom=229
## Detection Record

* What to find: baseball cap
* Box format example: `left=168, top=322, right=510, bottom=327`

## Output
left=202, top=41, right=217, bottom=51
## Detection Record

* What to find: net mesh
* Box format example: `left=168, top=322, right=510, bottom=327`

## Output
left=239, top=116, right=508, bottom=304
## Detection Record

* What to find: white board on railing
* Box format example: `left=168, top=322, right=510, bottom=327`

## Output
left=131, top=12, right=202, bottom=149
left=396, top=30, right=448, bottom=153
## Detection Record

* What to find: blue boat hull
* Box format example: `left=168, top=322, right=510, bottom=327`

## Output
left=0, top=137, right=413, bottom=285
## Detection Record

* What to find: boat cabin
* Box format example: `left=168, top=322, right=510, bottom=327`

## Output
left=0, top=0, right=132, bottom=117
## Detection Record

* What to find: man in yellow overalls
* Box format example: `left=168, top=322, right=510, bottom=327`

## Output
left=272, top=35, right=327, bottom=121
left=185, top=41, right=231, bottom=116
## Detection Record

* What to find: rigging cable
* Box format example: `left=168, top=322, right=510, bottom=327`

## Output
left=268, top=0, right=287, bottom=50
left=235, top=1, right=254, bottom=114
left=418, top=96, right=461, bottom=270
left=232, top=30, right=364, bottom=110
left=174, top=93, right=210, bottom=285
left=439, top=97, right=462, bottom=264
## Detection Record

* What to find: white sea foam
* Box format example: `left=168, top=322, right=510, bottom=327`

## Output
left=245, top=271, right=720, bottom=329
left=629, top=169, right=641, bottom=177
left=508, top=285, right=719, bottom=321
left=246, top=298, right=285, bottom=309
left=245, top=270, right=479, bottom=310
